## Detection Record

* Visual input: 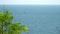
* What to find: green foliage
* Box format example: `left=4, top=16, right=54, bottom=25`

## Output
left=0, top=9, right=28, bottom=34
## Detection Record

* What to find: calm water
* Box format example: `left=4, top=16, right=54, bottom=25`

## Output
left=0, top=5, right=60, bottom=34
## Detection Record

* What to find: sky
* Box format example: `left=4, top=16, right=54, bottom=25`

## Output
left=0, top=0, right=60, bottom=5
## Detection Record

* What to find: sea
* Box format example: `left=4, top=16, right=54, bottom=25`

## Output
left=0, top=5, right=60, bottom=34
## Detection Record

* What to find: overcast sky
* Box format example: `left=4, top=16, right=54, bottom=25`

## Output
left=0, top=0, right=60, bottom=5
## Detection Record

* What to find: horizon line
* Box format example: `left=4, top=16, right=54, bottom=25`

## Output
left=0, top=4, right=60, bottom=5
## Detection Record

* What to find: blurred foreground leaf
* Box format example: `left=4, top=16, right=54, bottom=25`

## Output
left=0, top=9, right=28, bottom=34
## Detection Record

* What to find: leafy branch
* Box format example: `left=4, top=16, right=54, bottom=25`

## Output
left=0, top=9, right=28, bottom=34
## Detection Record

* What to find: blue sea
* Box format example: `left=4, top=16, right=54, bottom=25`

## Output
left=0, top=5, right=60, bottom=34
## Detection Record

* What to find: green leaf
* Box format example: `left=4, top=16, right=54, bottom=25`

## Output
left=22, top=26, right=28, bottom=32
left=0, top=9, right=28, bottom=34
